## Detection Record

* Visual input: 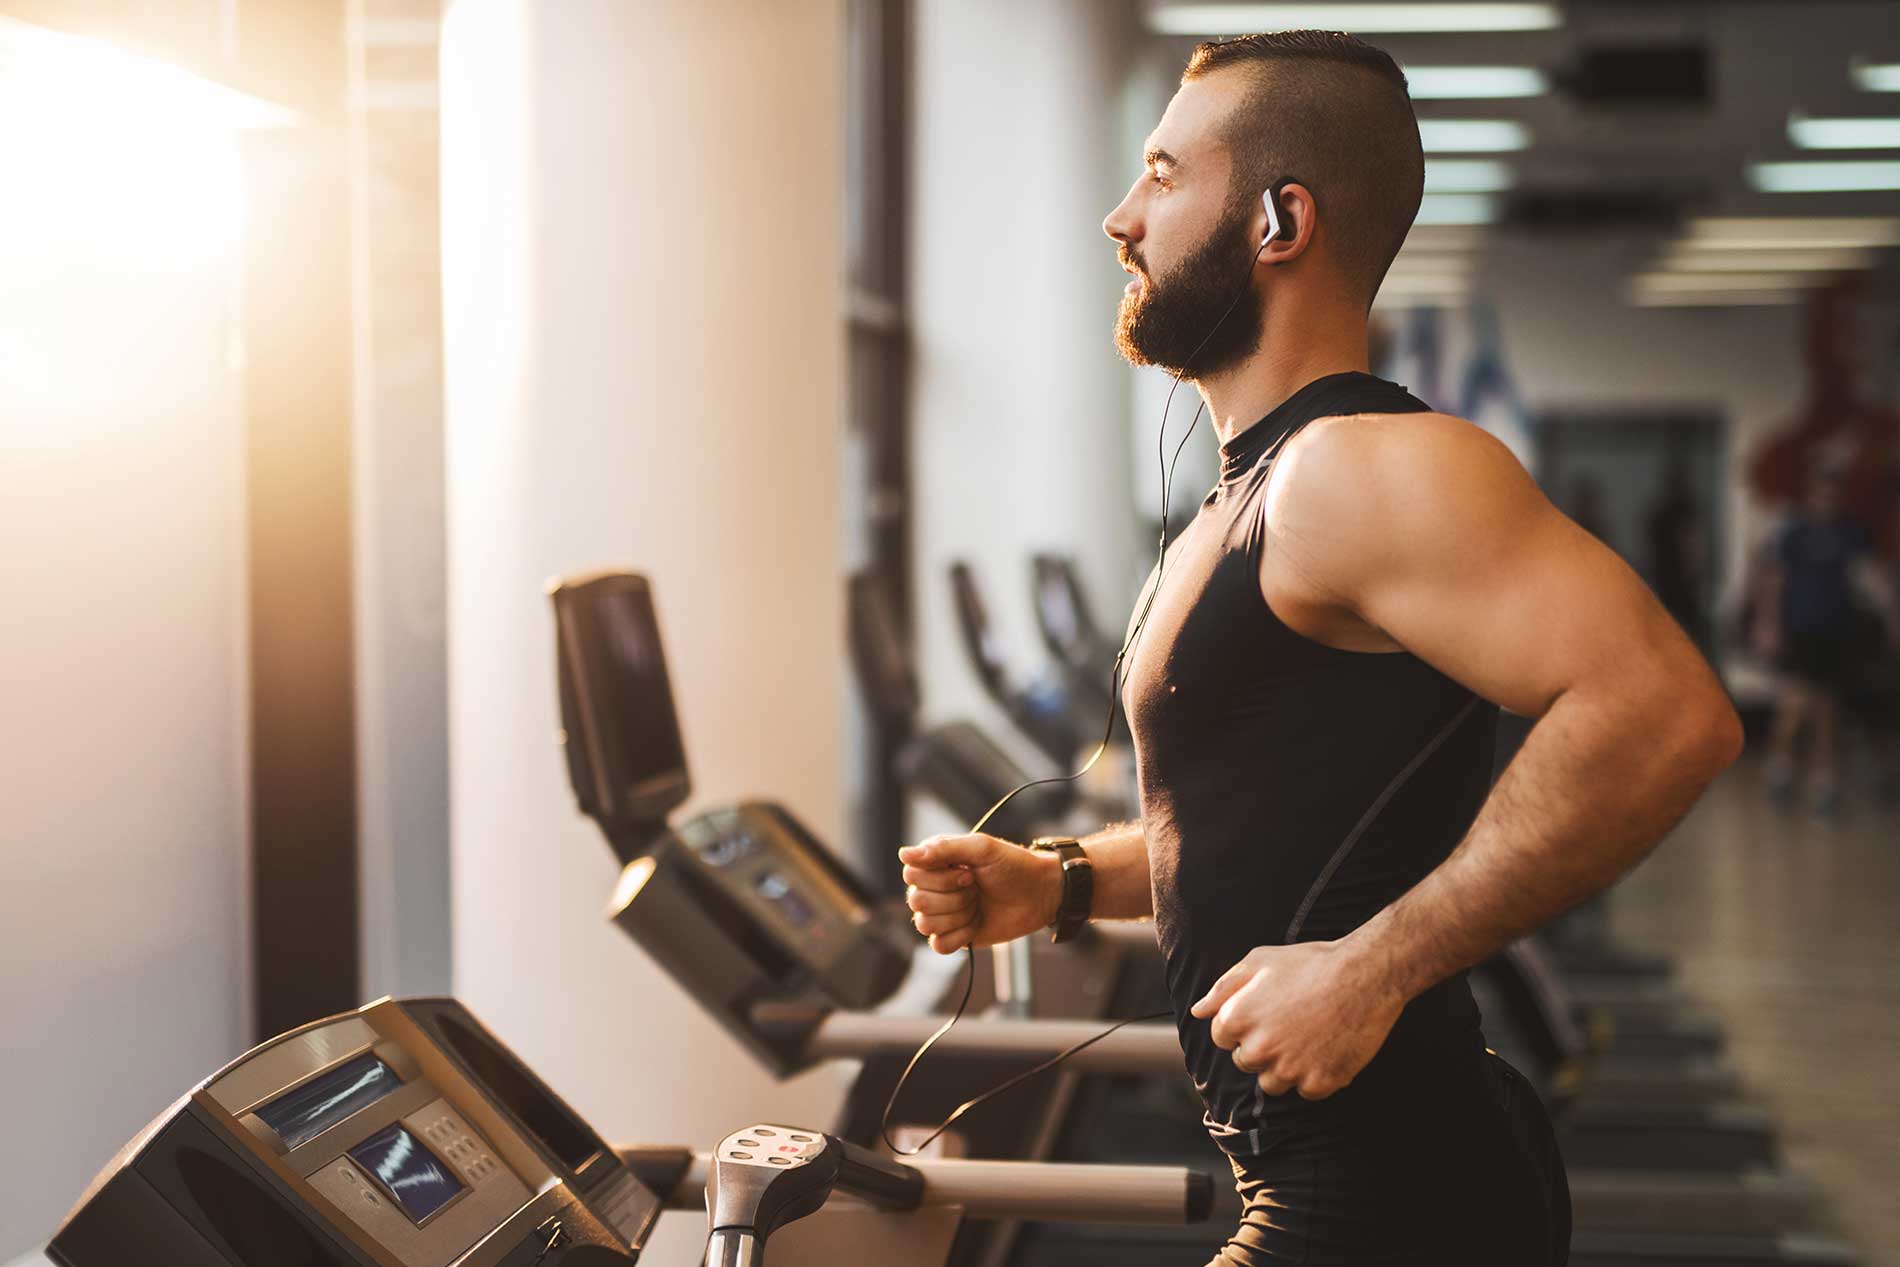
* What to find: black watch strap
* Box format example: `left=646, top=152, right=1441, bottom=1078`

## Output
left=1029, top=837, right=1093, bottom=944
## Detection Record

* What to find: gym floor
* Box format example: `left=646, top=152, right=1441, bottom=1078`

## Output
left=1614, top=757, right=1900, bottom=1263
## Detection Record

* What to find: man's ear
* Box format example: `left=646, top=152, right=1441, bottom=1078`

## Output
left=1261, top=181, right=1316, bottom=265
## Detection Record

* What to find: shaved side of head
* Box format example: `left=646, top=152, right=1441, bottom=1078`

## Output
left=1184, top=31, right=1424, bottom=306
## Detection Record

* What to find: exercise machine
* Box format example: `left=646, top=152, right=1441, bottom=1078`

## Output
left=47, top=997, right=1210, bottom=1267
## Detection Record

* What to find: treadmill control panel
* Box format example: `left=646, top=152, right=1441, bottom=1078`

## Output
left=49, top=998, right=659, bottom=1267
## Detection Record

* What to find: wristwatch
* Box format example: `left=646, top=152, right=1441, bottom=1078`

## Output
left=1028, top=837, right=1094, bottom=944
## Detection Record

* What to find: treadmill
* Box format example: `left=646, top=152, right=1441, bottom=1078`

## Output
left=552, top=570, right=1859, bottom=1267
left=46, top=996, right=1211, bottom=1267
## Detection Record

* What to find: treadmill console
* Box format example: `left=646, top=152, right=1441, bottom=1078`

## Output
left=551, top=571, right=912, bottom=1075
left=49, top=998, right=660, bottom=1267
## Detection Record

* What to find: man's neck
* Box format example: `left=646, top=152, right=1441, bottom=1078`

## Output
left=1194, top=300, right=1372, bottom=446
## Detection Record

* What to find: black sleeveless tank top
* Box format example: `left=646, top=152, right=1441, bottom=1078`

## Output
left=1122, top=371, right=1499, bottom=1157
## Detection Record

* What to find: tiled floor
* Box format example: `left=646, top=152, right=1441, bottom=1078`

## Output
left=1612, top=760, right=1900, bottom=1263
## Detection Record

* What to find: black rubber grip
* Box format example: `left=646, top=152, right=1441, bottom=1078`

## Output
left=832, top=1138, right=925, bottom=1211
left=1185, top=1168, right=1215, bottom=1224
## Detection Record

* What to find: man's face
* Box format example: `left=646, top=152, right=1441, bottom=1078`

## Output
left=1103, top=76, right=1265, bottom=376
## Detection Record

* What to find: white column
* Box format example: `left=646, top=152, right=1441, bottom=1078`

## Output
left=440, top=7, right=851, bottom=1257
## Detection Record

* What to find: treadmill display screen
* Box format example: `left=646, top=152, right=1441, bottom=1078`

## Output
left=348, top=1123, right=465, bottom=1223
left=255, top=1053, right=403, bottom=1150
left=599, top=587, right=687, bottom=789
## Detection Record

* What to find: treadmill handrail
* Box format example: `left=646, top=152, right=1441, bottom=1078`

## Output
left=650, top=1151, right=1212, bottom=1225
left=799, top=1012, right=1184, bottom=1075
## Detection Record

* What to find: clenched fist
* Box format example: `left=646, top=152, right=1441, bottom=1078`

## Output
left=896, top=834, right=1061, bottom=954
left=1190, top=940, right=1406, bottom=1101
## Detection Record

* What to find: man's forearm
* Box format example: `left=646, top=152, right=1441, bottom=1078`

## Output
left=1345, top=679, right=1740, bottom=1002
left=1077, top=820, right=1154, bottom=920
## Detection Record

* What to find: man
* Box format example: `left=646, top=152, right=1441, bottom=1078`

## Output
left=1755, top=463, right=1897, bottom=812
left=900, top=31, right=1740, bottom=1265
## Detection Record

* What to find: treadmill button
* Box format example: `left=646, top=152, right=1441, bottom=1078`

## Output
left=728, top=1151, right=754, bottom=1160
left=769, top=1157, right=791, bottom=1165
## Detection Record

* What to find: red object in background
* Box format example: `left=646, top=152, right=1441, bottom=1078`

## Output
left=1746, top=277, right=1900, bottom=560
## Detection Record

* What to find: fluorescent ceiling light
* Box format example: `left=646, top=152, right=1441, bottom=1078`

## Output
left=1399, top=224, right=1489, bottom=251
left=1657, top=247, right=1877, bottom=273
left=1424, top=159, right=1513, bottom=193
left=1630, top=272, right=1824, bottom=293
left=1405, top=66, right=1548, bottom=99
left=1414, top=193, right=1500, bottom=225
left=1684, top=217, right=1900, bottom=249
left=1789, top=114, right=1900, bottom=150
left=1419, top=120, right=1531, bottom=153
left=1150, top=4, right=1561, bottom=34
left=0, top=16, right=298, bottom=130
left=1627, top=289, right=1805, bottom=308
left=1747, top=160, right=1900, bottom=193
left=1851, top=62, right=1900, bottom=93
left=1388, top=257, right=1476, bottom=280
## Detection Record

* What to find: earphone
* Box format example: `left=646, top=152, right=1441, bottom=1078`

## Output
left=880, top=180, right=1302, bottom=1157
left=1262, top=177, right=1298, bottom=247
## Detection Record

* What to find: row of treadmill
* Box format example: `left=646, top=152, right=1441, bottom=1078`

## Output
left=44, top=564, right=1859, bottom=1267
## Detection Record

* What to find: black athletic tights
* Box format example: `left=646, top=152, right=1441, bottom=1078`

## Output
left=1206, top=1052, right=1571, bottom=1266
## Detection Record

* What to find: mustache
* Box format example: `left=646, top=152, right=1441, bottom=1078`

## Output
left=1119, top=246, right=1148, bottom=278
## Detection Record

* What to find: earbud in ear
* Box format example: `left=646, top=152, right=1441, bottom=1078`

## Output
left=1260, top=179, right=1298, bottom=248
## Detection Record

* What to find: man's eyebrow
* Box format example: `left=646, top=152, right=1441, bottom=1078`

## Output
left=1144, top=147, right=1183, bottom=171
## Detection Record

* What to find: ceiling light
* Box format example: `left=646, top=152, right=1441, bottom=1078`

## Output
left=1405, top=66, right=1549, bottom=99
left=1419, top=120, right=1531, bottom=153
left=1657, top=247, right=1877, bottom=273
left=1789, top=114, right=1900, bottom=150
left=1626, top=288, right=1806, bottom=308
left=1399, top=224, right=1489, bottom=251
left=1424, top=160, right=1513, bottom=193
left=1851, top=62, right=1900, bottom=93
left=1747, top=160, right=1900, bottom=193
left=1414, top=194, right=1500, bottom=225
left=1630, top=272, right=1825, bottom=294
left=1149, top=4, right=1561, bottom=34
left=1684, top=217, right=1900, bottom=249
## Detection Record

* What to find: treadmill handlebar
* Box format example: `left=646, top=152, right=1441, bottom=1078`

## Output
left=649, top=1149, right=1213, bottom=1225
left=800, top=1011, right=1185, bottom=1075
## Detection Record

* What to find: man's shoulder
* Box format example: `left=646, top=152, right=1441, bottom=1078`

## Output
left=1267, top=410, right=1521, bottom=529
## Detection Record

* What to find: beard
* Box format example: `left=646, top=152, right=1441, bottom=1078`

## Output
left=1113, top=200, right=1264, bottom=378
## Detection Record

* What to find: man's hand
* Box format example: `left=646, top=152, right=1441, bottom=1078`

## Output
left=1189, top=941, right=1404, bottom=1101
left=897, top=834, right=1060, bottom=954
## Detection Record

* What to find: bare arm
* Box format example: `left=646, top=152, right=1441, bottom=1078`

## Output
left=1074, top=819, right=1155, bottom=920
left=1194, top=413, right=1741, bottom=1099
left=897, top=818, right=1152, bottom=953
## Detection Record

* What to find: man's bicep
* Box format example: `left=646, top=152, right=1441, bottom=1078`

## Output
left=1333, top=426, right=1687, bottom=719
left=1377, top=508, right=1678, bottom=718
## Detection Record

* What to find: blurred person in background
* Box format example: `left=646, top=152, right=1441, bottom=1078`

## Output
left=1754, top=463, right=1899, bottom=812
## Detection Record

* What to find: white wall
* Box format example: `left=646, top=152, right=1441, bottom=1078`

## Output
left=440, top=3, right=850, bottom=1262
left=0, top=122, right=247, bottom=1255
left=909, top=0, right=1147, bottom=769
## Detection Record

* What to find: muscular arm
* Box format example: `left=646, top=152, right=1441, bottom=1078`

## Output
left=898, top=818, right=1152, bottom=953
left=1075, top=819, right=1155, bottom=920
left=1288, top=413, right=1742, bottom=998
left=1194, top=413, right=1742, bottom=1098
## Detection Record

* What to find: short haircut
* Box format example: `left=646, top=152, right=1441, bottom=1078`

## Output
left=1184, top=31, right=1424, bottom=306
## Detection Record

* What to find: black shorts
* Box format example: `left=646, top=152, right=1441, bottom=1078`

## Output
left=1205, top=1052, right=1570, bottom=1266
left=1778, top=631, right=1853, bottom=691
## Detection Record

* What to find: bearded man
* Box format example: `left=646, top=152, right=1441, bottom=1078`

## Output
left=901, top=30, right=1740, bottom=1265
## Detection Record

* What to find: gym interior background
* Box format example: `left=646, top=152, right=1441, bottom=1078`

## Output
left=3, top=1, right=1898, bottom=1264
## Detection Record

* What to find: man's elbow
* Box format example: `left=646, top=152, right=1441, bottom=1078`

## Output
left=1678, top=688, right=1744, bottom=781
